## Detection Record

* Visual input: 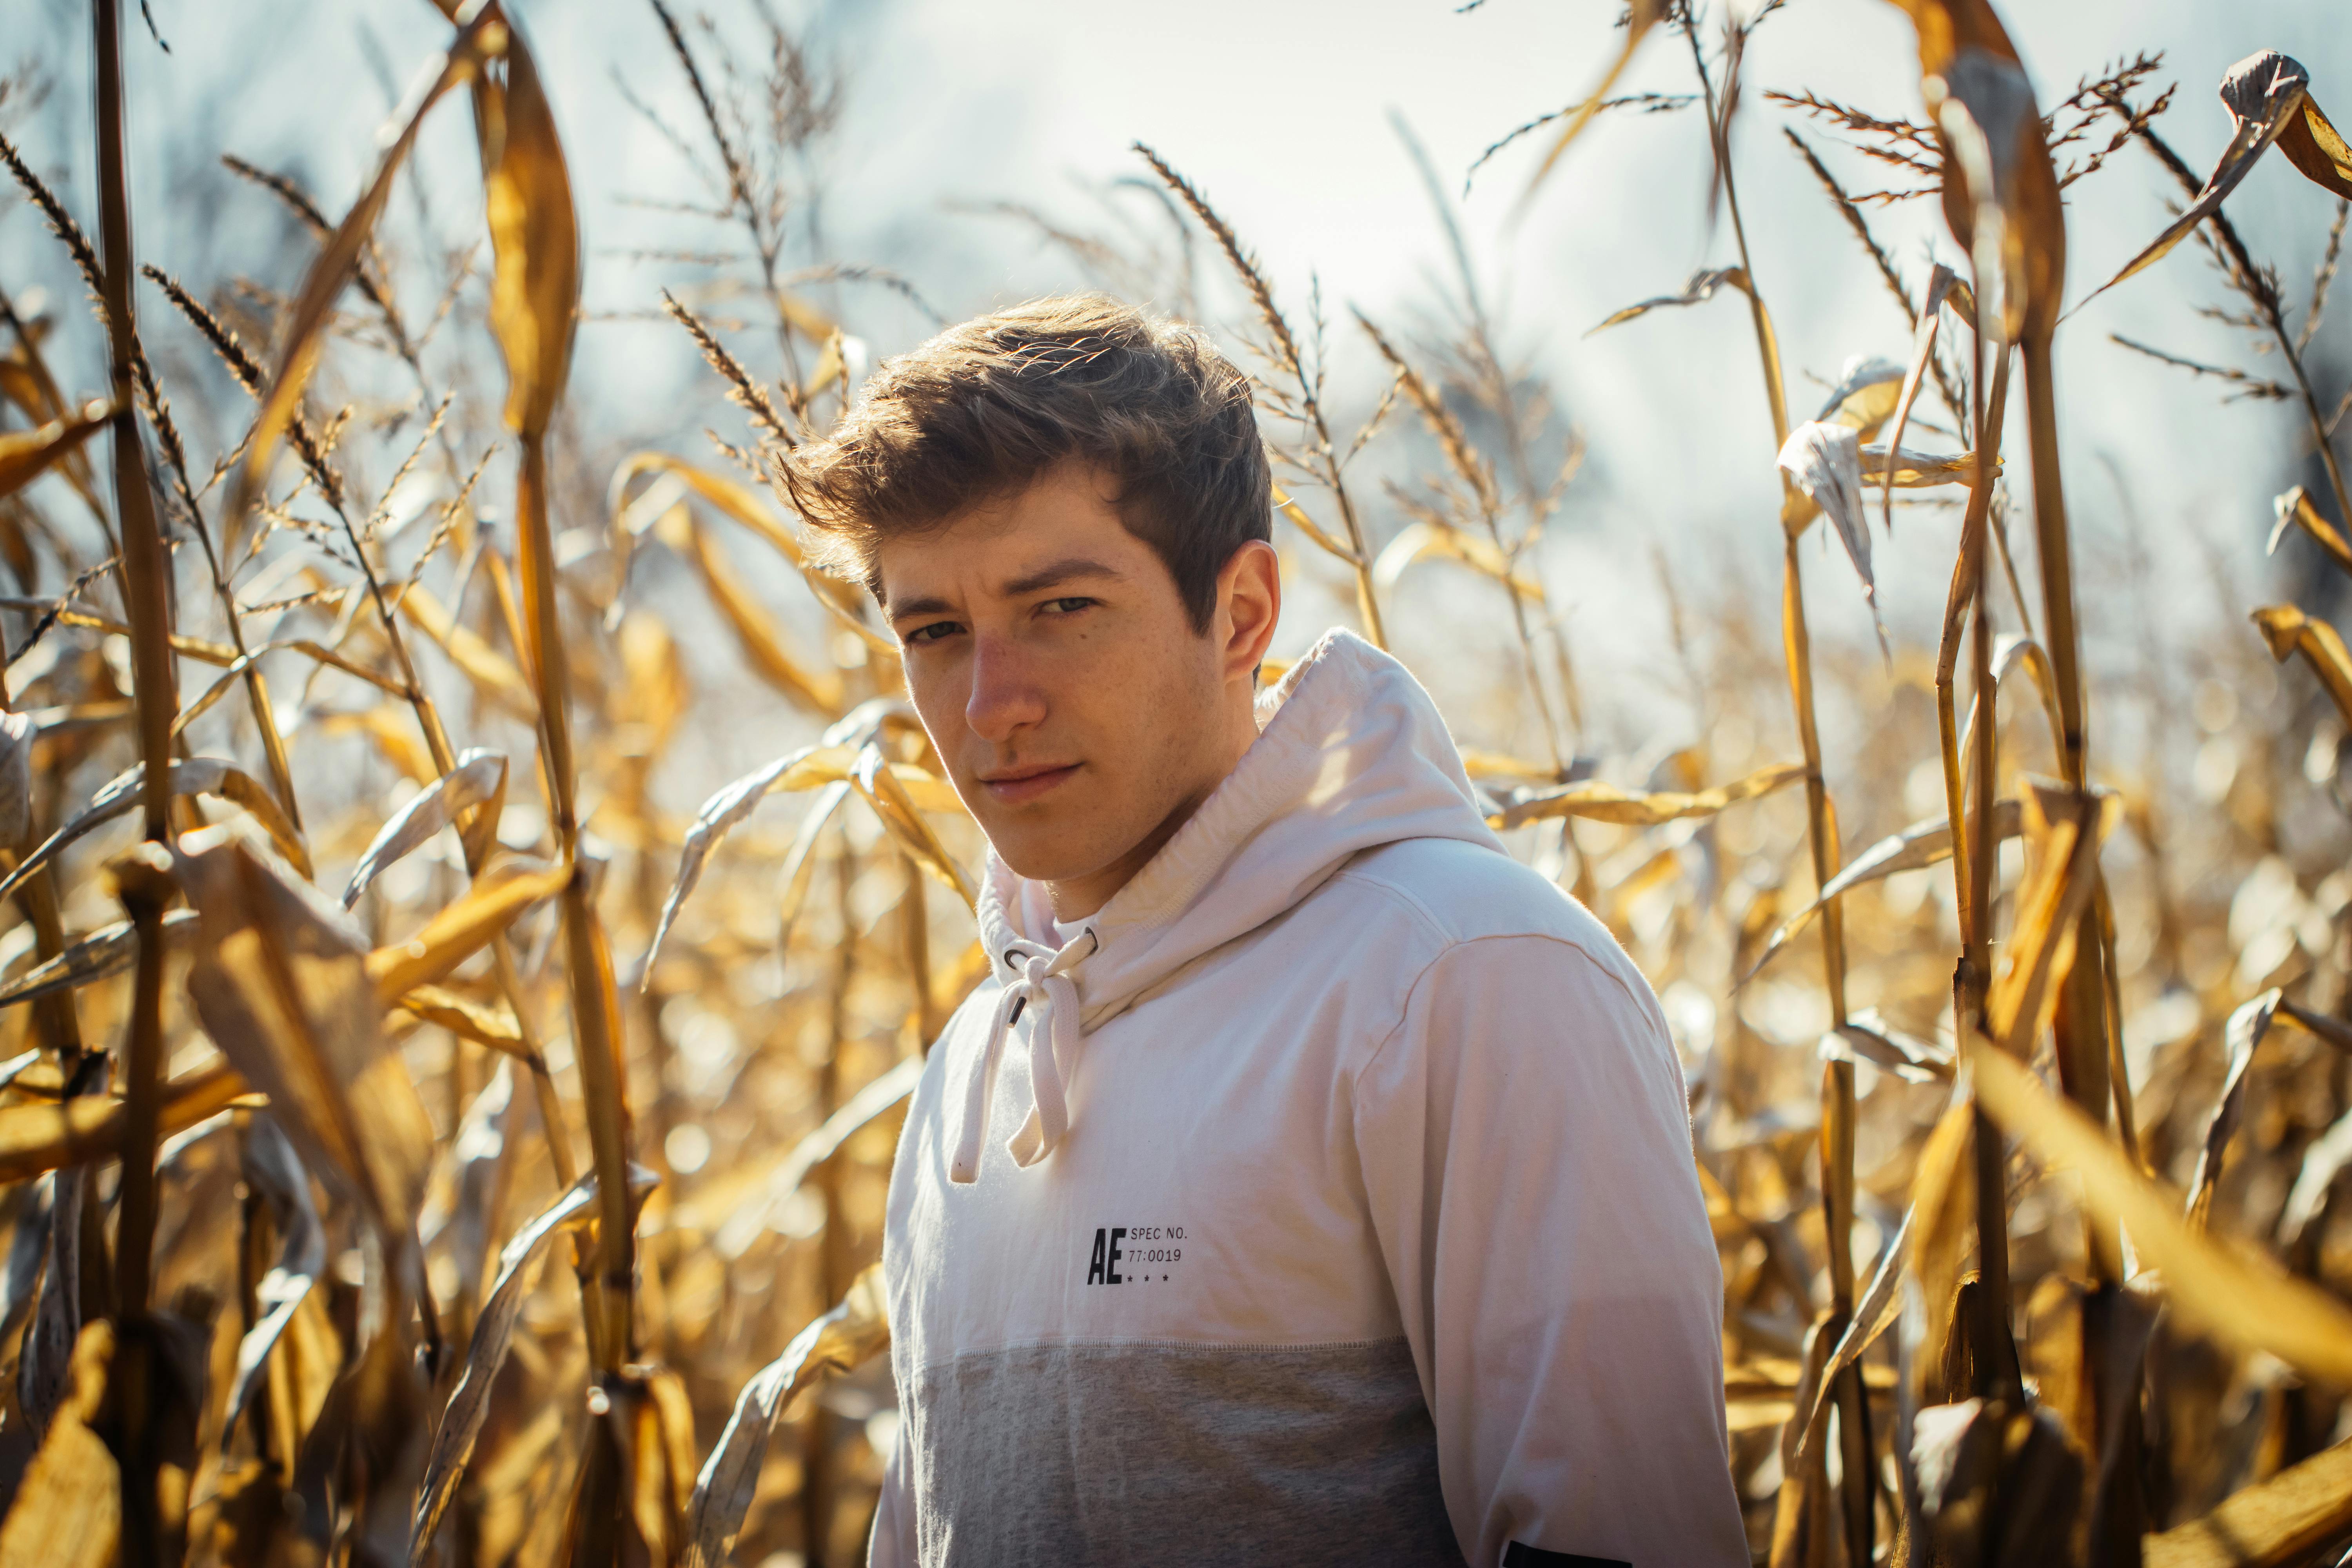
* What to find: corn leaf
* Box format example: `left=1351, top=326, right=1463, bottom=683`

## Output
left=176, top=816, right=434, bottom=1275
left=393, top=983, right=528, bottom=1058
left=2268, top=485, right=2352, bottom=579
left=681, top=1261, right=890, bottom=1568
left=410, top=1164, right=653, bottom=1565
left=0, top=907, right=197, bottom=1009
left=0, top=1060, right=248, bottom=1185
left=1373, top=519, right=1542, bottom=604
left=342, top=749, right=508, bottom=907
left=230, top=10, right=507, bottom=532
left=0, top=757, right=311, bottom=909
left=2094, top=52, right=2331, bottom=303
left=2253, top=603, right=2352, bottom=732
left=0, top=401, right=113, bottom=502
left=1971, top=1039, right=2352, bottom=1387
left=1269, top=481, right=1359, bottom=565
left=220, top=1114, right=325, bottom=1443
left=2143, top=1436, right=2352, bottom=1567
left=365, top=857, right=572, bottom=1003
left=1492, top=760, right=1805, bottom=830
left=0, top=1320, right=119, bottom=1568
left=1589, top=265, right=1753, bottom=335
left=1744, top=799, right=2022, bottom=985
left=2185, top=989, right=2283, bottom=1229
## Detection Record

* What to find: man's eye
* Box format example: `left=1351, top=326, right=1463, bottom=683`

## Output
left=1043, top=597, right=1096, bottom=615
left=903, top=621, right=962, bottom=645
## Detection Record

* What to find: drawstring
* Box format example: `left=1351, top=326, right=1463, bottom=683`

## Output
left=948, top=928, right=1098, bottom=1184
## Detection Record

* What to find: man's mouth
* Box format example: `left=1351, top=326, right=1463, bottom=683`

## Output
left=976, top=762, right=1080, bottom=806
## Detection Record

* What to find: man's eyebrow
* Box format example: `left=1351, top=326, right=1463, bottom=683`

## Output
left=998, top=557, right=1124, bottom=597
left=884, top=558, right=1125, bottom=622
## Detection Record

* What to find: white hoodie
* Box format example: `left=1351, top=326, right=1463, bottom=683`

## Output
left=871, top=630, right=1748, bottom=1567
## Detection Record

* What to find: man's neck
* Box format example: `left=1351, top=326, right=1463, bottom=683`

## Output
left=1047, top=685, right=1265, bottom=922
left=1047, top=782, right=1209, bottom=922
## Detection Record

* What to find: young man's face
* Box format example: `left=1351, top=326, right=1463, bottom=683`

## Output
left=877, top=461, right=1278, bottom=917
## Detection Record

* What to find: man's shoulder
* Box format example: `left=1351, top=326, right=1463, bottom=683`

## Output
left=1321, top=836, right=1635, bottom=976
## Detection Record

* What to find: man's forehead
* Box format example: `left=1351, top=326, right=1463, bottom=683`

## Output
left=877, top=482, right=1141, bottom=608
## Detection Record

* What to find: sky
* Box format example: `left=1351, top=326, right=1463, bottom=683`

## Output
left=7, top=0, right=2352, bottom=770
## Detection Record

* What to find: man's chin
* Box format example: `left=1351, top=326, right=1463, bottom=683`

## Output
left=982, top=825, right=1109, bottom=888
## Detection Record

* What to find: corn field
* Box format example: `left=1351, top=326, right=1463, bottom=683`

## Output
left=6, top=0, right=2352, bottom=1563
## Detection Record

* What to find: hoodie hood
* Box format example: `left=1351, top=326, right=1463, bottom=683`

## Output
left=949, top=628, right=1504, bottom=1181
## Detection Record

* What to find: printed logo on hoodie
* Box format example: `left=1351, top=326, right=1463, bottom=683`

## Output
left=1084, top=1225, right=1187, bottom=1285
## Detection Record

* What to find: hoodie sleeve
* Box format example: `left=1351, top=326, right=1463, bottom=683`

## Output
left=1352, top=933, right=1749, bottom=1568
left=867, top=1403, right=916, bottom=1568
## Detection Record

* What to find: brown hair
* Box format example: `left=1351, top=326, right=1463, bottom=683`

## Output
left=782, top=293, right=1271, bottom=632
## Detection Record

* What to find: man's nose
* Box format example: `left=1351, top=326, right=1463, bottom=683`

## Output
left=964, top=633, right=1047, bottom=742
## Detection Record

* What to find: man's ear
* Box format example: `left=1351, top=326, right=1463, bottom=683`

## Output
left=1217, top=539, right=1281, bottom=685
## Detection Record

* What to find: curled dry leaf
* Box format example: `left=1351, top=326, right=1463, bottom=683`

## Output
left=0, top=1061, right=249, bottom=1185
left=0, top=706, right=36, bottom=849
left=1743, top=799, right=2022, bottom=985
left=1588, top=265, right=1754, bottom=335
left=0, top=756, right=311, bottom=908
left=2252, top=603, right=2352, bottom=732
left=651, top=501, right=845, bottom=718
left=1985, top=780, right=2115, bottom=1057
left=1269, top=482, right=1360, bottom=565
left=682, top=1261, right=890, bottom=1568
left=342, top=749, right=508, bottom=907
left=0, top=1319, right=119, bottom=1568
left=853, top=740, right=977, bottom=908
left=1792, top=1204, right=1914, bottom=1471
left=230, top=8, right=510, bottom=537
left=1861, top=444, right=1992, bottom=486
left=0, top=908, right=197, bottom=1009
left=1907, top=1085, right=1980, bottom=1409
left=641, top=700, right=903, bottom=977
left=365, top=855, right=572, bottom=1004
left=1910, top=17, right=2063, bottom=348
left=221, top=1114, right=325, bottom=1443
left=176, top=816, right=435, bottom=1274
left=1492, top=760, right=1805, bottom=831
left=2095, top=51, right=2352, bottom=304
left=1971, top=1039, right=2352, bottom=1388
left=1884, top=265, right=1964, bottom=535
left=2268, top=485, right=2352, bottom=579
left=1820, top=1015, right=1953, bottom=1084
left=2185, top=989, right=2283, bottom=1229
left=1956, top=634, right=2065, bottom=763
left=1778, top=423, right=1881, bottom=636
left=1373, top=520, right=1542, bottom=604
left=0, top=400, right=113, bottom=503
left=2141, top=1435, right=2352, bottom=1568
left=711, top=1056, right=922, bottom=1256
left=410, top=1164, right=654, bottom=1565
left=1815, top=355, right=1907, bottom=434
left=1518, top=0, right=1664, bottom=206
left=2278, top=1102, right=2352, bottom=1251
left=393, top=984, right=528, bottom=1058
left=477, top=15, right=577, bottom=444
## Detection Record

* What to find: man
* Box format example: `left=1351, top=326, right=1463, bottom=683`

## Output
left=786, top=294, right=1748, bottom=1567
